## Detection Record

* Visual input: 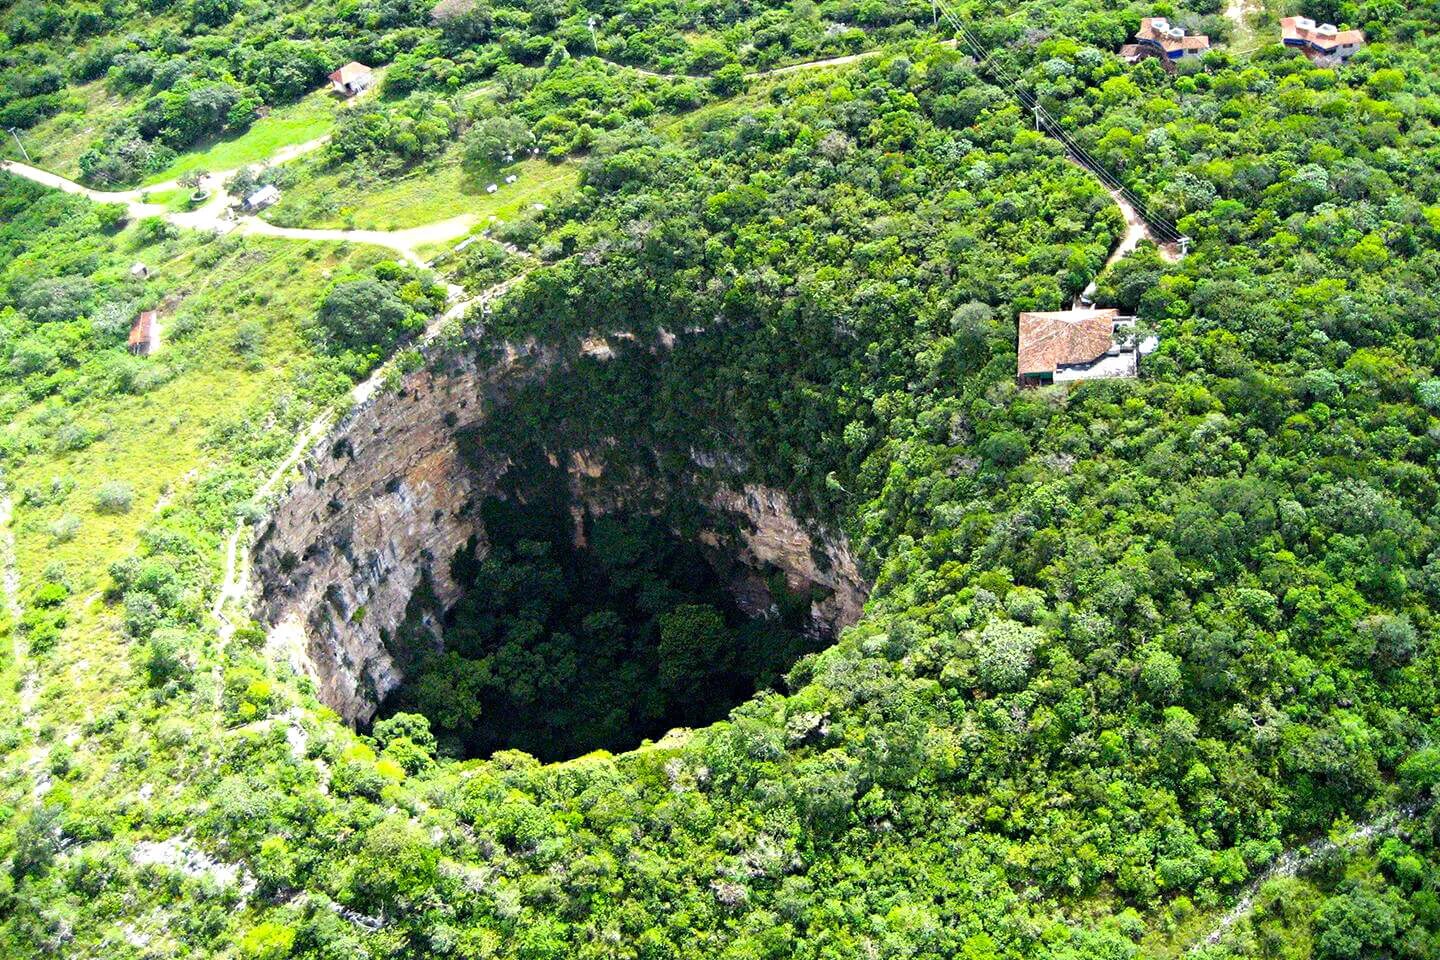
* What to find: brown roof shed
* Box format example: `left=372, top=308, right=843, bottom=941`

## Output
left=128, top=310, right=158, bottom=355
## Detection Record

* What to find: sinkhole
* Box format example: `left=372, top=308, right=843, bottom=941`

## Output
left=371, top=460, right=827, bottom=762
left=252, top=336, right=869, bottom=764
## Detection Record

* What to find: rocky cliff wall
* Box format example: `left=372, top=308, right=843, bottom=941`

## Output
left=252, top=339, right=558, bottom=723
left=251, top=332, right=869, bottom=726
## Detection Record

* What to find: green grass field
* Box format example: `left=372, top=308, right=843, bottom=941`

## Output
left=5, top=84, right=341, bottom=184
left=6, top=80, right=130, bottom=177
left=262, top=147, right=579, bottom=232
left=142, top=89, right=341, bottom=184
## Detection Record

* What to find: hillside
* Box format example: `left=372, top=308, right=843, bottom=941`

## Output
left=2, top=0, right=1440, bottom=956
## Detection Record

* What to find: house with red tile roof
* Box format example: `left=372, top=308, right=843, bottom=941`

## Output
left=1280, top=17, right=1365, bottom=62
left=1017, top=309, right=1151, bottom=386
left=1134, top=17, right=1210, bottom=64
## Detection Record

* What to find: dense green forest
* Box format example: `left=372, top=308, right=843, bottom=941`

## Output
left=2, top=0, right=1440, bottom=953
left=378, top=459, right=822, bottom=761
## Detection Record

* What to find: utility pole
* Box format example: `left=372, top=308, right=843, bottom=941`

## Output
left=6, top=127, right=30, bottom=164
left=1034, top=105, right=1042, bottom=132
left=588, top=17, right=598, bottom=52
left=1178, top=236, right=1191, bottom=256
left=931, top=0, right=938, bottom=27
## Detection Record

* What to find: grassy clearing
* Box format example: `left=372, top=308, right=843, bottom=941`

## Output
left=139, top=187, right=196, bottom=211
left=4, top=229, right=380, bottom=739
left=5, top=81, right=130, bottom=177
left=263, top=146, right=580, bottom=232
left=5, top=83, right=341, bottom=184
left=141, top=89, right=341, bottom=185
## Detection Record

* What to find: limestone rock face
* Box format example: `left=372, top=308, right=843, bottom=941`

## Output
left=252, top=340, right=557, bottom=724
left=707, top=484, right=867, bottom=634
left=251, top=333, right=868, bottom=726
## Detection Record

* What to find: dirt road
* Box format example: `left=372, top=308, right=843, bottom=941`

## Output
left=3, top=156, right=473, bottom=264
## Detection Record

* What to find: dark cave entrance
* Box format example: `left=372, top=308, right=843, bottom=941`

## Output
left=373, top=460, right=825, bottom=762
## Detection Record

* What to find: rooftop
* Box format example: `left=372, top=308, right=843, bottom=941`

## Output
left=1136, top=17, right=1210, bottom=53
left=246, top=184, right=281, bottom=206
left=329, top=62, right=373, bottom=84
left=1018, top=309, right=1120, bottom=375
left=129, top=310, right=157, bottom=349
left=1280, top=16, right=1364, bottom=48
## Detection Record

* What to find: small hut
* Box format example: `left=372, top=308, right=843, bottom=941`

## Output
left=244, top=184, right=281, bottom=211
left=128, top=311, right=158, bottom=357
left=328, top=62, right=375, bottom=97
left=131, top=262, right=150, bottom=279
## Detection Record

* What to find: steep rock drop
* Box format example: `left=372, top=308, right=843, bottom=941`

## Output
left=248, top=325, right=868, bottom=756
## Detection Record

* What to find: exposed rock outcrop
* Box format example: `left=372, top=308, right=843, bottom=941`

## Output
left=251, top=332, right=868, bottom=726
left=253, top=339, right=557, bottom=722
left=706, top=484, right=867, bottom=631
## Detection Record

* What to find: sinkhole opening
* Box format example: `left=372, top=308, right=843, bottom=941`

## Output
left=372, top=462, right=826, bottom=762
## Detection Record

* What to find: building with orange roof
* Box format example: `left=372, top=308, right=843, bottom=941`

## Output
left=328, top=62, right=374, bottom=96
left=1134, top=17, right=1210, bottom=64
left=1280, top=17, right=1365, bottom=62
left=1017, top=309, right=1152, bottom=386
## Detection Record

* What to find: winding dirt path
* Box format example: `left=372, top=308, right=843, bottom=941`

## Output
left=1189, top=801, right=1430, bottom=953
left=2, top=134, right=328, bottom=208
left=211, top=269, right=530, bottom=649
left=1, top=160, right=167, bottom=214
left=241, top=215, right=476, bottom=267
left=1073, top=162, right=1182, bottom=304
left=2, top=157, right=472, bottom=265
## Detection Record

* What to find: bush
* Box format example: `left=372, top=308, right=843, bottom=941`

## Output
left=94, top=481, right=134, bottom=514
left=239, top=921, right=297, bottom=960
left=145, top=628, right=195, bottom=687
left=32, top=582, right=70, bottom=608
left=48, top=514, right=81, bottom=543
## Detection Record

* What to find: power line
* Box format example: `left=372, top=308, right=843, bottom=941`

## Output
left=949, top=16, right=1179, bottom=238
left=932, top=1, right=1184, bottom=242
left=946, top=11, right=1184, bottom=241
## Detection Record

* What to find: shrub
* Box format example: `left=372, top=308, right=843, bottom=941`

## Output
left=48, top=514, right=81, bottom=543
left=94, top=481, right=134, bottom=514
left=32, top=582, right=70, bottom=608
left=239, top=921, right=297, bottom=960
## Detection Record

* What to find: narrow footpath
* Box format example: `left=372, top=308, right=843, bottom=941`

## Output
left=2, top=155, right=472, bottom=266
left=211, top=269, right=530, bottom=650
left=1076, top=175, right=1182, bottom=303
left=1189, top=801, right=1430, bottom=953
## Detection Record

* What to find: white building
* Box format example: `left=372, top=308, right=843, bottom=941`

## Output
left=244, top=184, right=281, bottom=211
left=328, top=62, right=375, bottom=97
